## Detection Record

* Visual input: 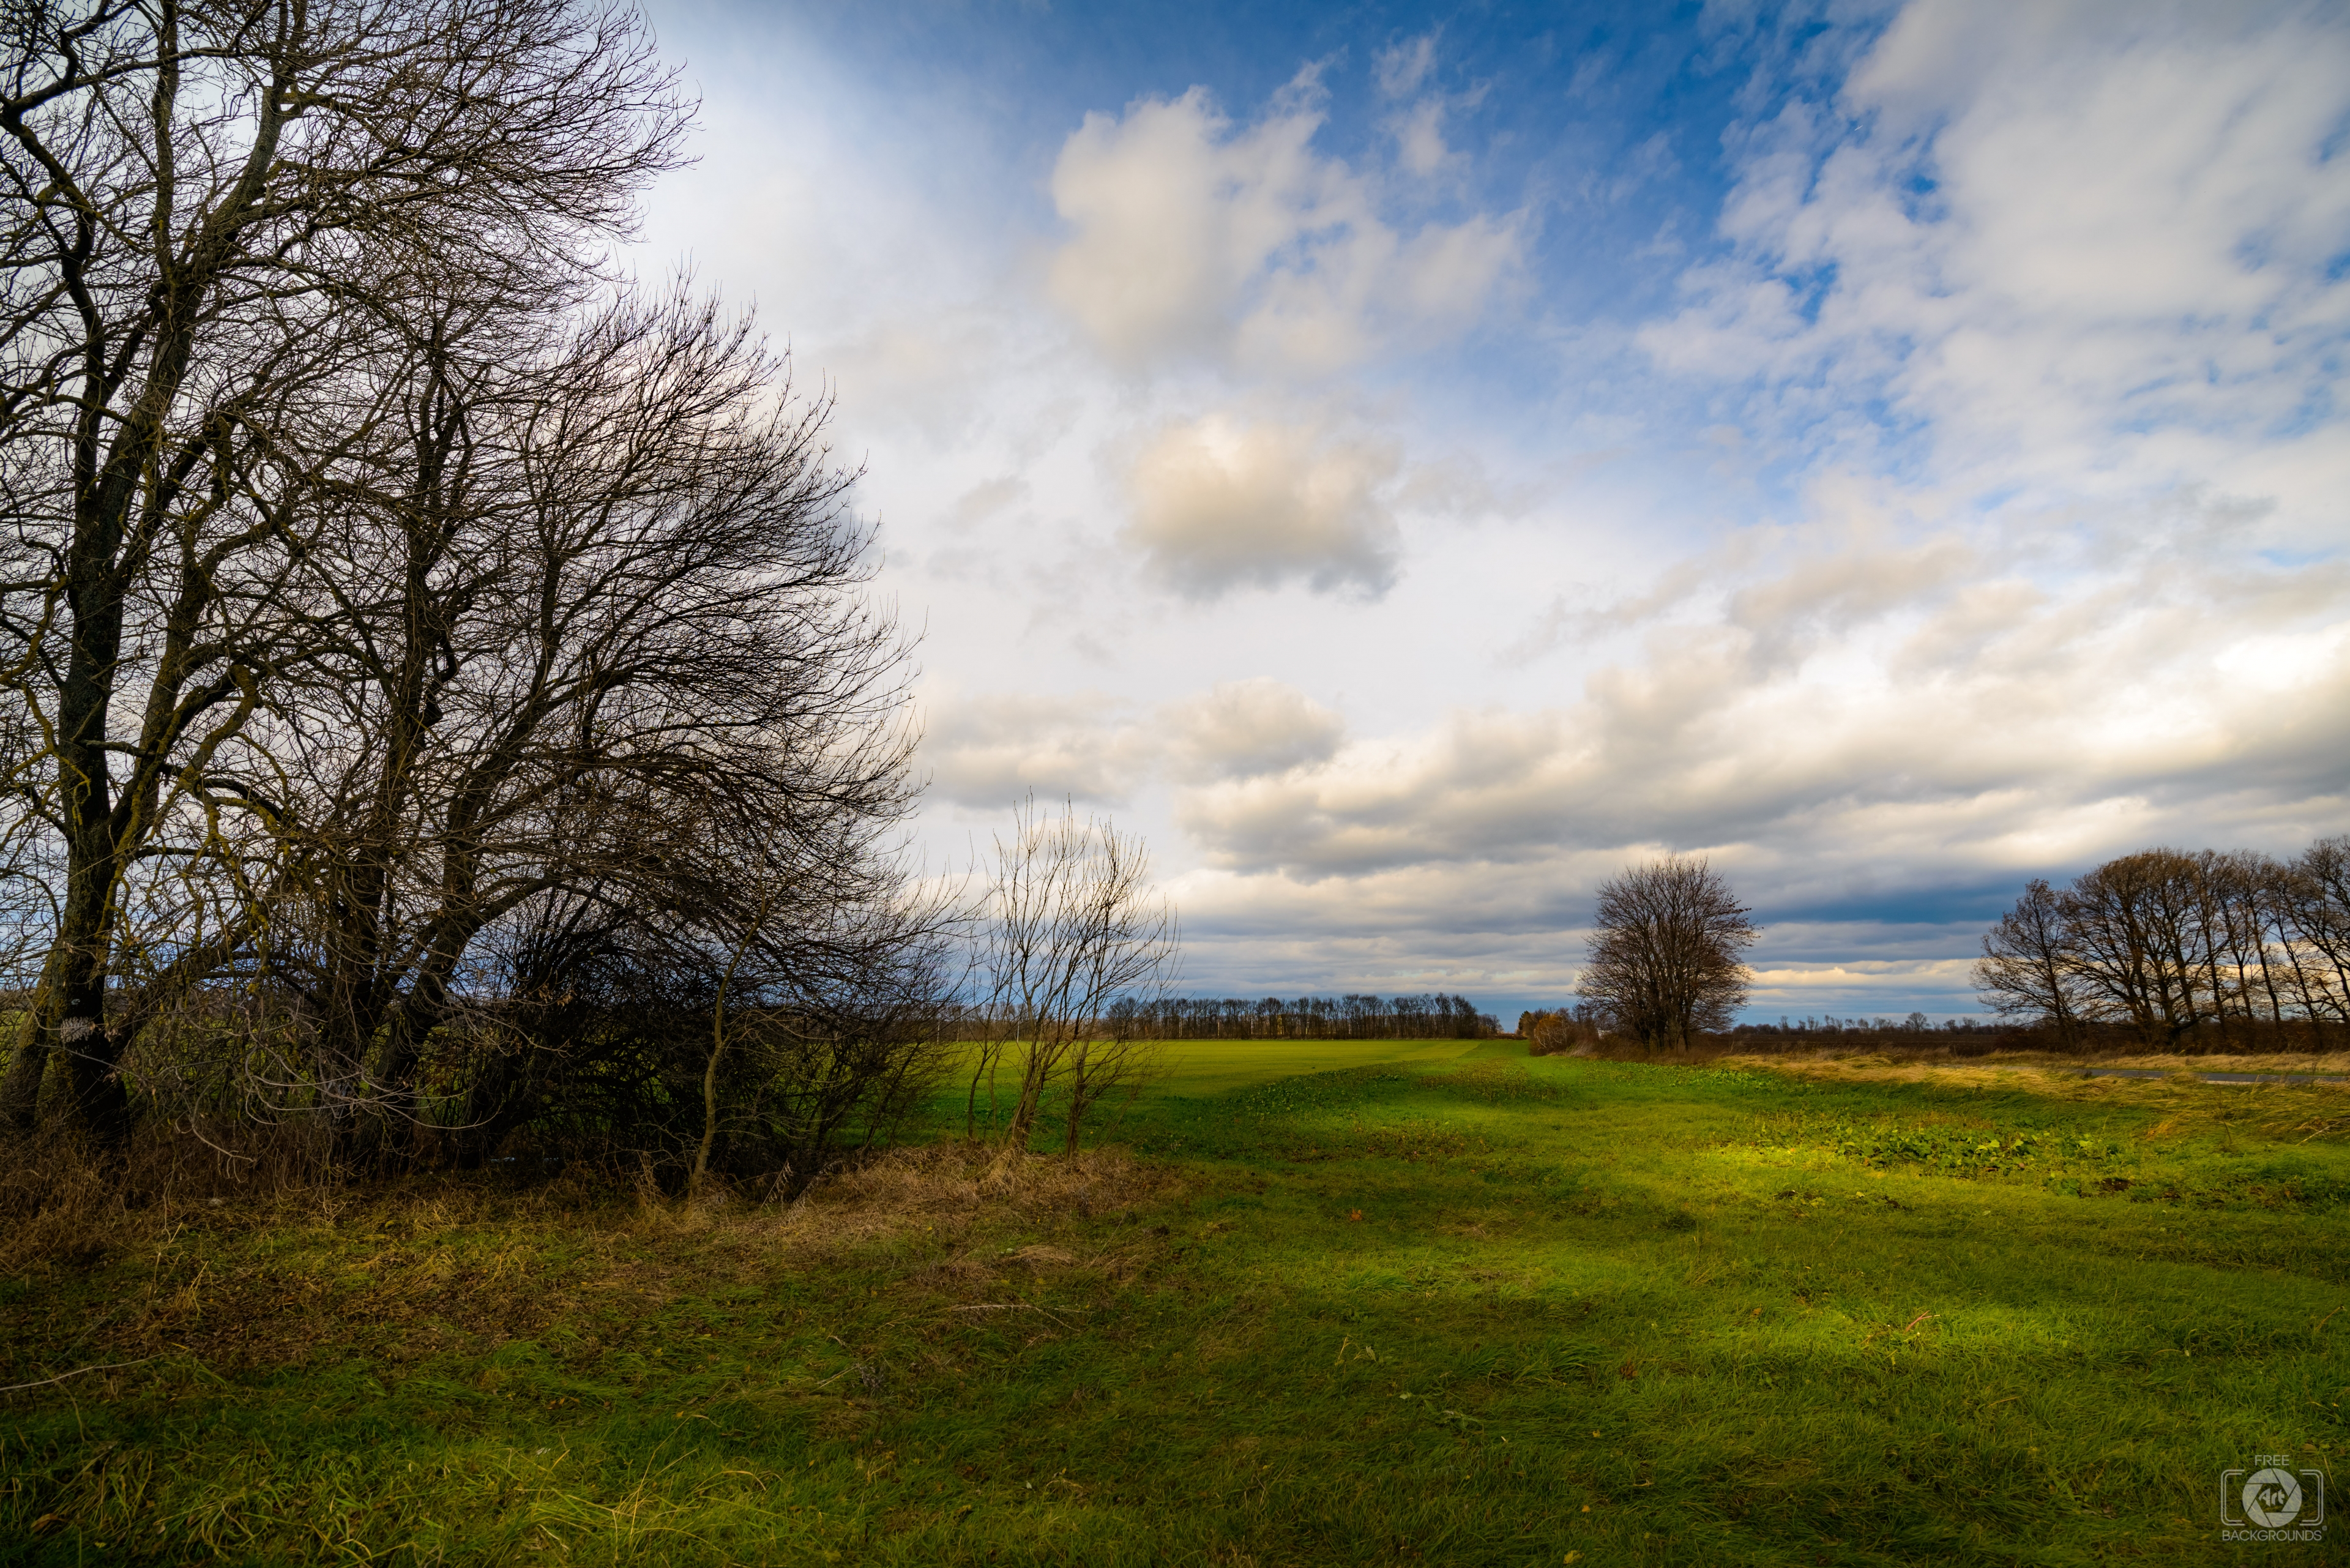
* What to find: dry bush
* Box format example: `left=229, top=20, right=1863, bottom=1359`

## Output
left=0, top=1126, right=1166, bottom=1281
left=0, top=1138, right=122, bottom=1273
left=1523, top=1013, right=1603, bottom=1057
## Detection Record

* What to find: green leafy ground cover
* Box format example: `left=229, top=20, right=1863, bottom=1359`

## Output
left=3, top=1042, right=2346, bottom=1565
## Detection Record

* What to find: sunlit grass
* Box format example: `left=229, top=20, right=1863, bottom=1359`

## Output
left=4, top=1041, right=2345, bottom=1563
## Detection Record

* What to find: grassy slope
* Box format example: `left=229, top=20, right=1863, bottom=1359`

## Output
left=2, top=1042, right=2346, bottom=1566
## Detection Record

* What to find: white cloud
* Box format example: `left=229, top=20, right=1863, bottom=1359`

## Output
left=646, top=0, right=2350, bottom=1018
left=1374, top=33, right=1439, bottom=100
left=920, top=689, right=1152, bottom=809
left=1372, top=31, right=1469, bottom=180
left=947, top=475, right=1029, bottom=529
left=1638, top=0, right=2350, bottom=531
left=1124, top=412, right=1402, bottom=598
left=1180, top=491, right=2350, bottom=882
left=1045, top=79, right=1520, bottom=373
left=1391, top=98, right=1453, bottom=179
left=920, top=676, right=1345, bottom=808
left=1164, top=678, right=1346, bottom=780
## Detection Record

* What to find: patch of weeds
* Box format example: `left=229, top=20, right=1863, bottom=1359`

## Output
left=1740, top=1113, right=2134, bottom=1180
left=1419, top=1061, right=1566, bottom=1103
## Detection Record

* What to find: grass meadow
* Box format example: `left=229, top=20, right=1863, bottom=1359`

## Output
left=3, top=1039, right=2346, bottom=1565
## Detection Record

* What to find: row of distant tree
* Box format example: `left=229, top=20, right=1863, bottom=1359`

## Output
left=934, top=993, right=1499, bottom=1043
left=1734, top=1015, right=1995, bottom=1034
left=1520, top=1004, right=2009, bottom=1056
left=1975, top=837, right=2350, bottom=1049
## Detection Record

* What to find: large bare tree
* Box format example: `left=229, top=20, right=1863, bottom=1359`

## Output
left=2278, top=837, right=2350, bottom=1029
left=0, top=0, right=688, bottom=1136
left=2061, top=850, right=2220, bottom=1045
left=242, top=285, right=920, bottom=1156
left=1575, top=855, right=1759, bottom=1050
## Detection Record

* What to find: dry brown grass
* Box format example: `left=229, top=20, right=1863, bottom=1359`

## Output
left=1715, top=1050, right=2350, bottom=1143
left=0, top=1136, right=1178, bottom=1394
left=2059, top=1049, right=2350, bottom=1074
left=1720, top=1048, right=2350, bottom=1086
left=748, top=1145, right=1176, bottom=1310
left=0, top=1119, right=334, bottom=1276
left=775, top=1143, right=1166, bottom=1245
left=1569, top=1021, right=2349, bottom=1070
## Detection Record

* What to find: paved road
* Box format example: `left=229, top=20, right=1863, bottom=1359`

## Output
left=2077, top=1066, right=2350, bottom=1086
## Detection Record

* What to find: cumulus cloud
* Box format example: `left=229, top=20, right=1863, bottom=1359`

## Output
left=1179, top=494, right=2350, bottom=884
left=1125, top=413, right=1401, bottom=597
left=1638, top=0, right=2350, bottom=527
left=920, top=678, right=1346, bottom=807
left=919, top=689, right=1152, bottom=808
left=1164, top=678, right=1346, bottom=780
left=1045, top=78, right=1520, bottom=373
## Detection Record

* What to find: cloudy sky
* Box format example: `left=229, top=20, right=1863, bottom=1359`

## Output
left=635, top=0, right=2350, bottom=1021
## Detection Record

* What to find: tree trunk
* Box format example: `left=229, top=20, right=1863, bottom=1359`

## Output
left=53, top=717, right=130, bottom=1142
left=0, top=980, right=52, bottom=1128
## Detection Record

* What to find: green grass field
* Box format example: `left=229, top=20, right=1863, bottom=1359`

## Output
left=4, top=1040, right=2346, bottom=1565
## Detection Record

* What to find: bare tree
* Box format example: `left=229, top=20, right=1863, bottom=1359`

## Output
left=1575, top=856, right=1759, bottom=1050
left=1972, top=839, right=2350, bottom=1052
left=2209, top=851, right=2288, bottom=1032
left=0, top=0, right=957, bottom=1179
left=0, top=0, right=690, bottom=1137
left=2278, top=837, right=2350, bottom=1029
left=238, top=285, right=919, bottom=1159
left=1973, top=877, right=2087, bottom=1045
left=977, top=796, right=1176, bottom=1158
left=2059, top=850, right=2220, bottom=1047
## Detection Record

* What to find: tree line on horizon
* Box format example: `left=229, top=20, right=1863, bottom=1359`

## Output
left=1080, top=992, right=1499, bottom=1042
left=1974, top=836, right=2350, bottom=1051
left=889, top=991, right=1499, bottom=1045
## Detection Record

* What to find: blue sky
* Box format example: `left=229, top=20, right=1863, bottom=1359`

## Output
left=636, top=0, right=2350, bottom=1020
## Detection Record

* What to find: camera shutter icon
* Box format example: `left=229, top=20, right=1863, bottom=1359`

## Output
left=2225, top=1466, right=2327, bottom=1529
left=2244, top=1468, right=2303, bottom=1528
left=2228, top=1466, right=2321, bottom=1523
